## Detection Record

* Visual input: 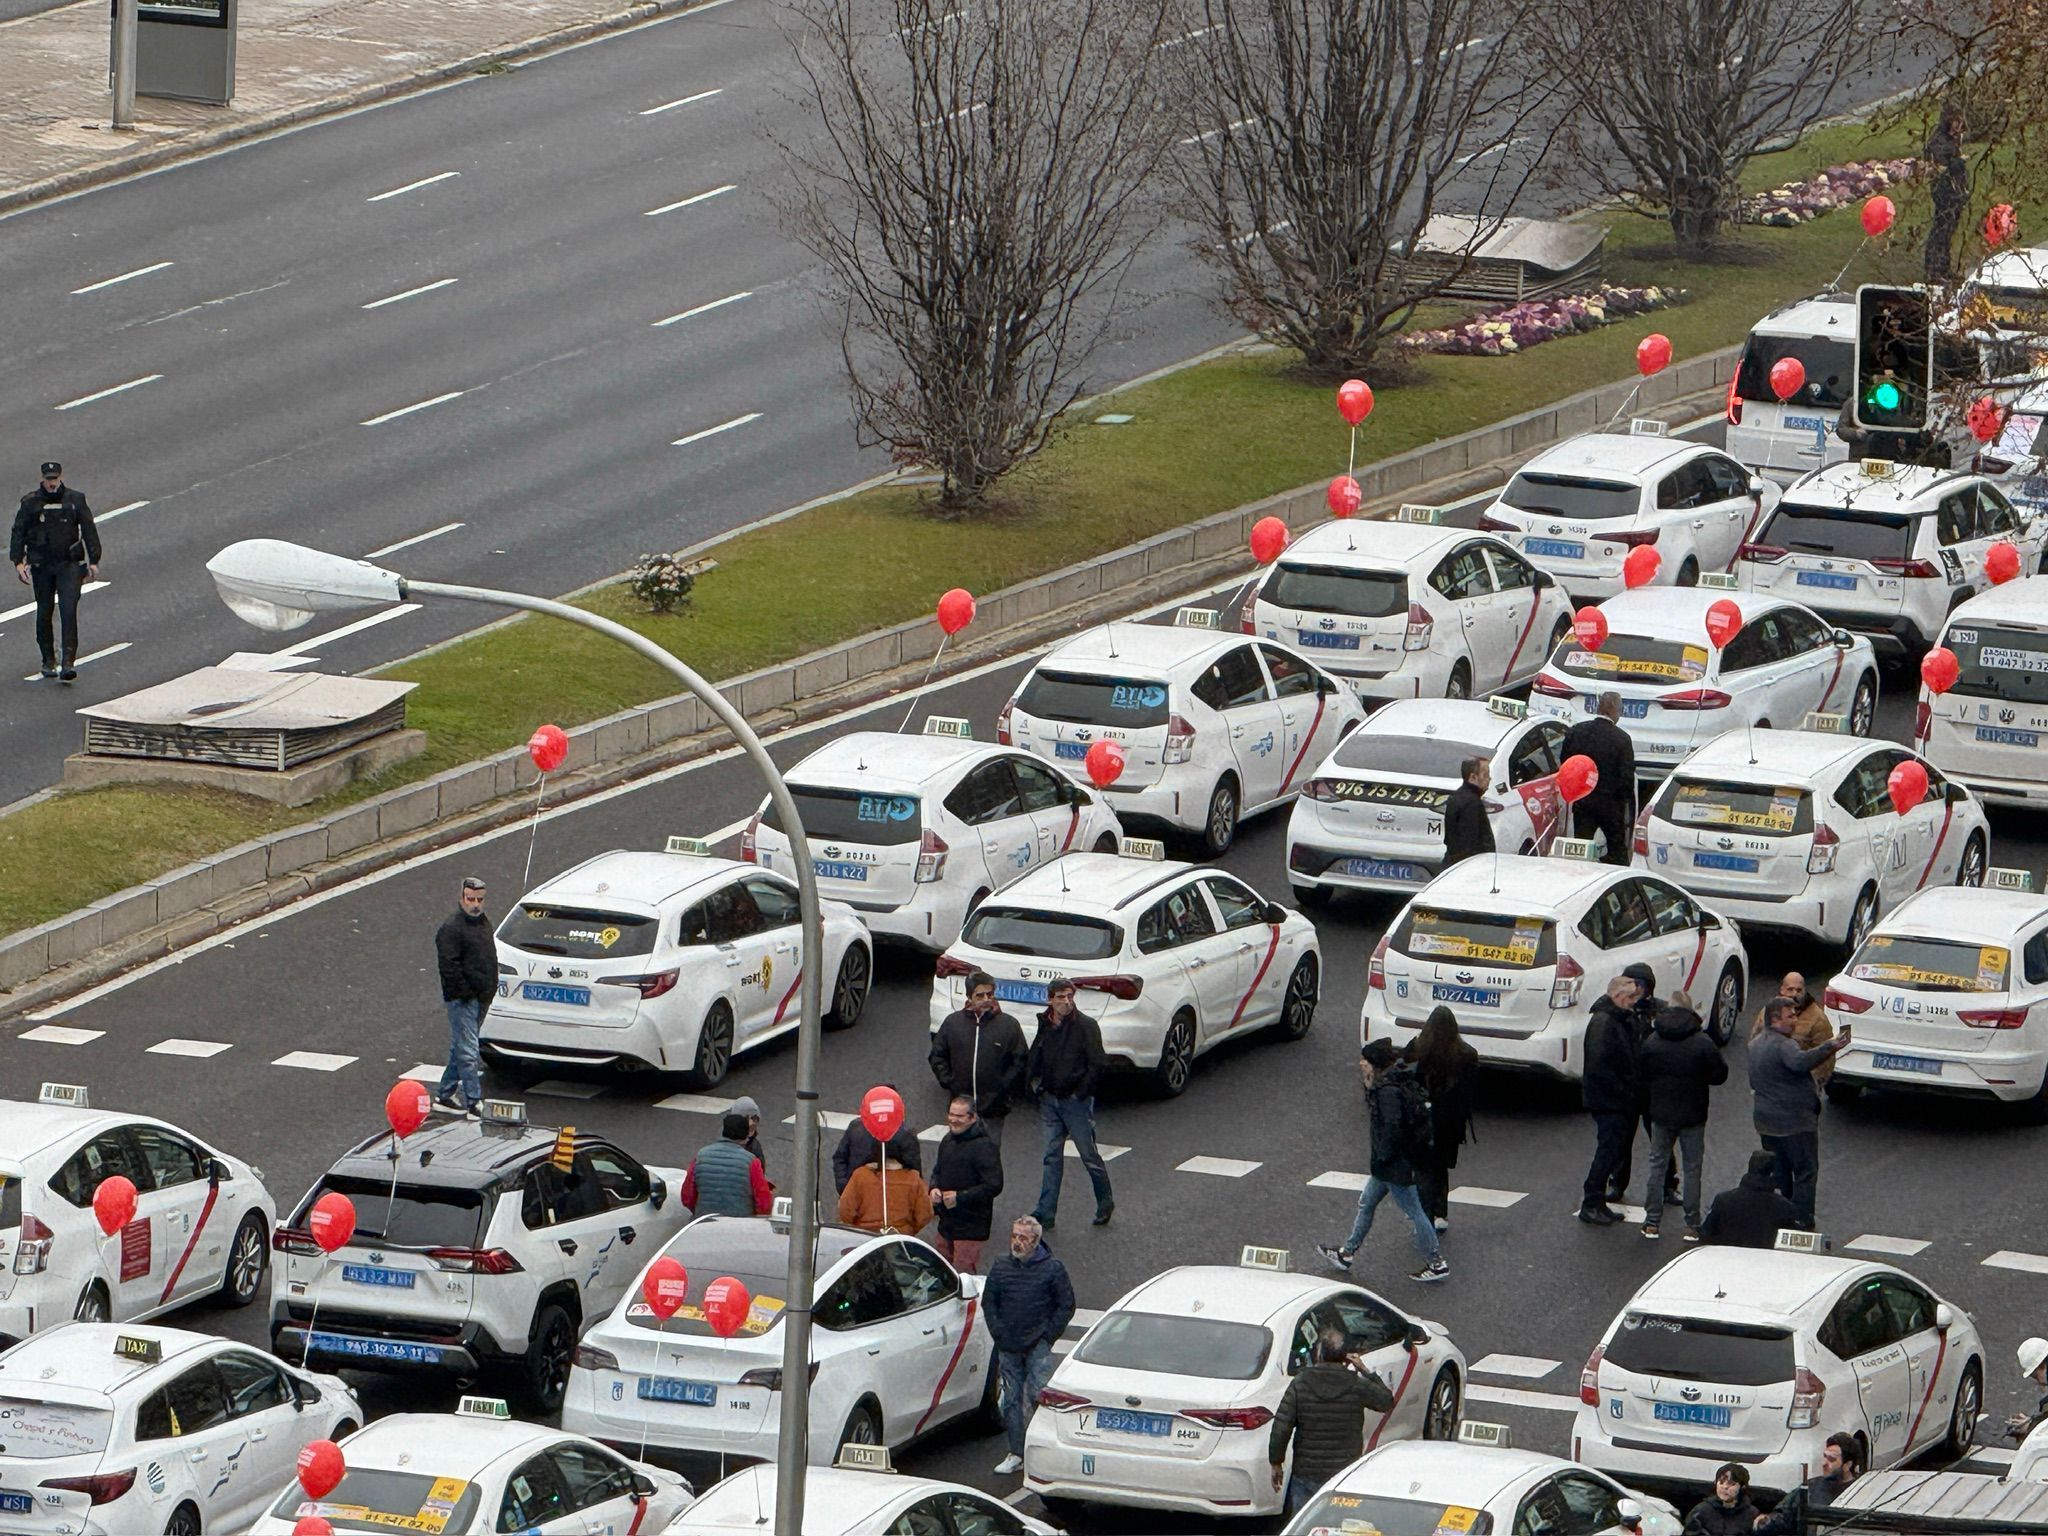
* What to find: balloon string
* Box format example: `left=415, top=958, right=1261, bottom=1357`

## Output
left=304, top=1260, right=328, bottom=1371
left=384, top=1132, right=401, bottom=1244
left=1604, top=382, right=1643, bottom=429
left=897, top=633, right=952, bottom=733
left=1829, top=234, right=1870, bottom=296
left=522, top=773, right=547, bottom=890
left=1346, top=423, right=1357, bottom=483
left=640, top=1317, right=662, bottom=1465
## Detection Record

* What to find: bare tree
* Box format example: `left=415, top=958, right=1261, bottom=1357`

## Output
left=773, top=0, right=1173, bottom=511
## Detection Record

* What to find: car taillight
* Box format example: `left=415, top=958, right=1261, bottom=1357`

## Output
left=1035, top=1387, right=1090, bottom=1412
left=934, top=954, right=975, bottom=980
left=273, top=1227, right=319, bottom=1257
left=1072, top=974, right=1144, bottom=1002
left=573, top=1343, right=619, bottom=1371
left=1915, top=701, right=1931, bottom=740
left=737, top=1362, right=820, bottom=1391
left=1961, top=1004, right=2031, bottom=1029
left=1184, top=1406, right=1274, bottom=1430
left=915, top=828, right=949, bottom=883
left=1403, top=602, right=1433, bottom=652
left=12, top=1213, right=52, bottom=1276
left=1478, top=512, right=1516, bottom=532
left=1822, top=986, right=1871, bottom=1014
left=1725, top=373, right=1742, bottom=426
left=600, top=969, right=679, bottom=999
left=1789, top=1366, right=1825, bottom=1429
left=1369, top=935, right=1388, bottom=991
left=1738, top=542, right=1787, bottom=563
left=1580, top=1344, right=1605, bottom=1406
left=996, top=698, right=1016, bottom=745
left=1300, top=778, right=1340, bottom=801
left=1632, top=804, right=1651, bottom=858
left=1659, top=689, right=1734, bottom=711
left=1164, top=713, right=1196, bottom=765
left=427, top=1248, right=523, bottom=1275
left=1871, top=557, right=1941, bottom=579
left=739, top=813, right=760, bottom=863
left=42, top=1470, right=136, bottom=1506
left=1531, top=673, right=1576, bottom=699
left=1602, top=529, right=1660, bottom=548
left=1807, top=824, right=1839, bottom=875
left=1550, top=954, right=1584, bottom=1011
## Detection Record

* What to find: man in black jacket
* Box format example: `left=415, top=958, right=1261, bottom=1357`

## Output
left=929, top=1096, right=1003, bottom=1273
left=1268, top=1329, right=1396, bottom=1515
left=1440, top=755, right=1494, bottom=868
left=1638, top=993, right=1727, bottom=1241
left=929, top=971, right=1029, bottom=1147
left=1754, top=1432, right=1859, bottom=1534
left=1579, top=975, right=1641, bottom=1225
left=1317, top=1040, right=1447, bottom=1282
left=1560, top=692, right=1637, bottom=865
left=1029, top=979, right=1113, bottom=1229
left=1699, top=1150, right=1802, bottom=1248
left=10, top=461, right=101, bottom=681
left=433, top=876, right=496, bottom=1113
left=1607, top=960, right=1663, bottom=1202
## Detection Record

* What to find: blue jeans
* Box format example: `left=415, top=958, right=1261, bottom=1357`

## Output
left=1034, top=1095, right=1112, bottom=1220
left=438, top=998, right=483, bottom=1107
left=998, top=1340, right=1054, bottom=1455
left=1343, top=1176, right=1440, bottom=1262
left=1285, top=1473, right=1323, bottom=1515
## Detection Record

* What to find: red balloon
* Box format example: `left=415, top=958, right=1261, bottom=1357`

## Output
left=92, top=1175, right=136, bottom=1238
left=1921, top=646, right=1961, bottom=696
left=936, top=588, right=976, bottom=636
left=1083, top=739, right=1125, bottom=789
left=309, top=1192, right=356, bottom=1254
left=1636, top=333, right=1672, bottom=377
left=297, top=1439, right=345, bottom=1500
left=1571, top=606, right=1608, bottom=651
left=384, top=1079, right=430, bottom=1139
left=1861, top=195, right=1896, bottom=238
left=1987, top=203, right=2019, bottom=248
left=1704, top=598, right=1744, bottom=650
left=860, top=1084, right=905, bottom=1143
left=1558, top=753, right=1599, bottom=805
left=641, top=1255, right=690, bottom=1321
left=1987, top=540, right=2022, bottom=585
left=1888, top=758, right=1930, bottom=816
left=294, top=1519, right=336, bottom=1536
left=704, top=1275, right=752, bottom=1339
left=527, top=723, right=568, bottom=774
left=1622, top=545, right=1662, bottom=589
left=1968, top=397, right=2007, bottom=444
left=1250, top=516, right=1289, bottom=564
left=1337, top=379, right=1375, bottom=426
left=1769, top=356, right=1806, bottom=403
left=1326, top=475, right=1362, bottom=519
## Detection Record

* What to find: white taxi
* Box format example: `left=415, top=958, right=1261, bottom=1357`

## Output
left=1823, top=883, right=2048, bottom=1116
left=0, top=1324, right=359, bottom=1536
left=1286, top=698, right=1572, bottom=902
left=1529, top=588, right=1879, bottom=775
left=1573, top=1247, right=1987, bottom=1501
left=668, top=1455, right=1061, bottom=1534
left=250, top=1400, right=692, bottom=1534
left=1242, top=518, right=1572, bottom=702
left=563, top=1216, right=995, bottom=1467
left=743, top=724, right=1122, bottom=953
left=929, top=850, right=1322, bottom=1096
left=1637, top=728, right=1989, bottom=951
left=1725, top=293, right=1855, bottom=483
left=1023, top=1249, right=1464, bottom=1521
left=1362, top=851, right=1748, bottom=1070
left=485, top=847, right=875, bottom=1088
left=1281, top=1433, right=1682, bottom=1536
left=1479, top=432, right=1773, bottom=596
left=998, top=617, right=1367, bottom=855
left=0, top=1086, right=276, bottom=1346
left=1922, top=578, right=2048, bottom=808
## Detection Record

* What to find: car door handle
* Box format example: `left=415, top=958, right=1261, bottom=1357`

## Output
left=188, top=1450, right=208, bottom=1463
left=867, top=1346, right=883, bottom=1356
left=558, top=1239, right=578, bottom=1255
left=619, top=1225, right=637, bottom=1244
left=251, top=1429, right=268, bottom=1443
left=1187, top=957, right=1207, bottom=970
left=922, top=1325, right=941, bottom=1336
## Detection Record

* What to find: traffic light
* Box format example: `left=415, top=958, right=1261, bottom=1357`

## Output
left=1854, top=284, right=1933, bottom=432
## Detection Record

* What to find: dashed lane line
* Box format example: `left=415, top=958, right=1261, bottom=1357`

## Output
left=672, top=412, right=761, bottom=448
left=1985, top=1250, right=2048, bottom=1275
left=640, top=88, right=723, bottom=115
left=269, top=604, right=421, bottom=659
left=0, top=581, right=107, bottom=623
left=100, top=503, right=147, bottom=521
left=147, top=1039, right=232, bottom=1058
left=1448, top=1186, right=1525, bottom=1209
left=653, top=291, right=752, bottom=328
left=1848, top=1234, right=1931, bottom=1257
left=17, top=1025, right=102, bottom=1044
left=273, top=1051, right=358, bottom=1071
left=367, top=171, right=460, bottom=203
left=1470, top=1354, right=1561, bottom=1380
left=361, top=391, right=465, bottom=427
left=71, top=261, right=174, bottom=294
left=366, top=523, right=464, bottom=559
left=20, top=641, right=129, bottom=682
left=1177, top=1156, right=1262, bottom=1177
left=362, top=278, right=458, bottom=310
left=645, top=184, right=736, bottom=217
left=55, top=374, right=160, bottom=411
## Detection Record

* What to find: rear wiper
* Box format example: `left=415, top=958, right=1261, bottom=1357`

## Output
left=524, top=943, right=568, bottom=956
left=985, top=942, right=1038, bottom=955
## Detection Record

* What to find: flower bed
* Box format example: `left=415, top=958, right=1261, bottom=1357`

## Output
left=1738, top=157, right=1921, bottom=227
left=1399, top=283, right=1688, bottom=357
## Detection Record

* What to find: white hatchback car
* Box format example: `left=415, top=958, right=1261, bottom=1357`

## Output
left=1637, top=729, right=1989, bottom=951
left=0, top=1088, right=276, bottom=1346
left=1363, top=852, right=1748, bottom=1071
left=998, top=619, right=1367, bottom=854
left=1024, top=1255, right=1464, bottom=1521
left=1286, top=698, right=1573, bottom=901
left=669, top=1460, right=1060, bottom=1535
left=1529, top=589, right=1879, bottom=776
left=930, top=851, right=1322, bottom=1096
left=1724, top=293, right=1856, bottom=483
left=1574, top=1248, right=1987, bottom=1502
left=1480, top=432, right=1774, bottom=596
left=744, top=727, right=1122, bottom=953
left=0, top=1324, right=360, bottom=1536
left=1242, top=519, right=1572, bottom=702
left=1922, top=577, right=2048, bottom=808
left=486, top=849, right=874, bottom=1086
left=1823, top=885, right=2048, bottom=1116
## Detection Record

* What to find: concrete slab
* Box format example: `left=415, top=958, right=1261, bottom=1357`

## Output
left=147, top=865, right=214, bottom=923
left=435, top=761, right=498, bottom=819
left=208, top=842, right=272, bottom=902
left=323, top=802, right=381, bottom=858
left=0, top=928, right=51, bottom=992
left=42, top=910, right=102, bottom=970
left=87, top=886, right=158, bottom=947
left=263, top=822, right=330, bottom=877
left=375, top=782, right=441, bottom=839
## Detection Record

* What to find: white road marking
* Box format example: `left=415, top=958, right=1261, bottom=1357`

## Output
left=1448, top=1185, right=1526, bottom=1208
left=789, top=1110, right=857, bottom=1131
left=401, top=1063, right=440, bottom=1081
left=361, top=391, right=465, bottom=427
left=55, top=374, right=161, bottom=411
left=1984, top=1249, right=2048, bottom=1274
left=645, top=184, right=736, bottom=217
left=529, top=1079, right=608, bottom=1098
left=1308, top=1171, right=1366, bottom=1191
left=1471, top=1353, right=1560, bottom=1380
left=656, top=1092, right=738, bottom=1115
left=1177, top=1155, right=1261, bottom=1177
left=148, top=1038, right=232, bottom=1057
left=1466, top=1383, right=1581, bottom=1414
left=366, top=523, right=464, bottom=559
left=0, top=581, right=107, bottom=623
left=362, top=278, right=458, bottom=310
left=1071, top=1309, right=1103, bottom=1327
left=1179, top=118, right=1252, bottom=146
left=18, top=1025, right=103, bottom=1044
left=1454, top=134, right=1531, bottom=170
left=918, top=102, right=984, bottom=129
left=367, top=170, right=460, bottom=202
left=1847, top=1234, right=1931, bottom=1256
left=916, top=1123, right=946, bottom=1143
left=640, top=88, right=723, bottom=115
left=653, top=290, right=752, bottom=328
left=21, top=641, right=129, bottom=681
left=100, top=502, right=148, bottom=521
left=72, top=261, right=174, bottom=294
left=673, top=413, right=762, bottom=448
left=273, top=1050, right=357, bottom=1070
left=270, top=604, right=422, bottom=659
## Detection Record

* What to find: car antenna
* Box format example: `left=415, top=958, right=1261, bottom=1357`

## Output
left=1748, top=718, right=1758, bottom=765
left=1105, top=622, right=1119, bottom=660
left=1489, top=850, right=1501, bottom=896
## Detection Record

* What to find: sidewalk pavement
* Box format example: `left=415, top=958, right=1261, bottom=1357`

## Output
left=0, top=0, right=706, bottom=215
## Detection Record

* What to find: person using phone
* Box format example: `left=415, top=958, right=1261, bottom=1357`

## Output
left=1748, top=996, right=1851, bottom=1231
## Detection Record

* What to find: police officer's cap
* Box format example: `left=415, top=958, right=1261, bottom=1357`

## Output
left=2021, top=1337, right=2048, bottom=1377
left=39, top=462, right=60, bottom=478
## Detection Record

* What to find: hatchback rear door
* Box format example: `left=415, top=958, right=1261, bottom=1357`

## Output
left=1597, top=1311, right=1799, bottom=1461
left=1012, top=669, right=1173, bottom=788
left=1745, top=504, right=1915, bottom=619
left=1648, top=775, right=1818, bottom=899
left=496, top=904, right=662, bottom=1033
left=285, top=1176, right=486, bottom=1362
left=759, top=785, right=926, bottom=908
left=1254, top=559, right=1413, bottom=674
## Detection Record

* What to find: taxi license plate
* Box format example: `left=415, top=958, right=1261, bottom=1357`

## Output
left=0, top=1493, right=32, bottom=1515
left=1342, top=857, right=1421, bottom=882
left=1654, top=1402, right=1732, bottom=1427
left=1977, top=726, right=2041, bottom=748
left=1054, top=741, right=1089, bottom=761
left=1871, top=1051, right=1943, bottom=1076
left=1797, top=571, right=1858, bottom=590
left=521, top=982, right=590, bottom=1006
left=1525, top=537, right=1584, bottom=559
left=638, top=1376, right=718, bottom=1407
left=1432, top=984, right=1500, bottom=1007
left=1586, top=695, right=1647, bottom=717
left=814, top=859, right=869, bottom=882
left=308, top=1332, right=444, bottom=1366
left=995, top=979, right=1048, bottom=1005
left=1094, top=1407, right=1173, bottom=1437
left=1692, top=852, right=1760, bottom=873
left=1297, top=630, right=1361, bottom=650
left=342, top=1264, right=416, bottom=1290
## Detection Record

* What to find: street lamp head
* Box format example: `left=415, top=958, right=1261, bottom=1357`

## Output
left=206, top=539, right=406, bottom=632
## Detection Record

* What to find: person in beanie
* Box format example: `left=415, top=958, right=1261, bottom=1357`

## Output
left=837, top=1141, right=933, bottom=1235
left=1404, top=1006, right=1477, bottom=1231
left=928, top=1095, right=1002, bottom=1272
left=1317, top=1040, right=1447, bottom=1283
left=1638, top=989, right=1726, bottom=1242
left=728, top=1095, right=767, bottom=1167
left=1750, top=997, right=1850, bottom=1229
left=1614, top=960, right=1665, bottom=1203
left=432, top=876, right=495, bottom=1114
left=1029, top=977, right=1113, bottom=1229
left=1267, top=1329, right=1395, bottom=1514
left=929, top=971, right=1028, bottom=1147
left=10, top=461, right=100, bottom=682
left=984, top=1216, right=1075, bottom=1477
left=1579, top=975, right=1641, bottom=1225
left=682, top=1114, right=773, bottom=1218
left=1440, top=756, right=1495, bottom=868
left=1684, top=1464, right=1759, bottom=1535
left=831, top=1092, right=920, bottom=1193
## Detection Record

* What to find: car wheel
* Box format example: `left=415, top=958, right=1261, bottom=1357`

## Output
left=683, top=1001, right=734, bottom=1090
left=974, top=1360, right=1004, bottom=1433
left=1290, top=879, right=1331, bottom=909
left=1957, top=832, right=1987, bottom=888
left=1275, top=955, right=1318, bottom=1042
left=1154, top=1011, right=1197, bottom=1098
left=1677, top=557, right=1700, bottom=587
left=1446, top=660, right=1471, bottom=700
left=825, top=944, right=870, bottom=1032
left=1201, top=777, right=1239, bottom=857
left=163, top=1503, right=201, bottom=1536
left=333, top=1420, right=360, bottom=1439
left=1709, top=961, right=1743, bottom=1047
left=838, top=1399, right=883, bottom=1452
left=1845, top=885, right=1879, bottom=953
left=520, top=1303, right=576, bottom=1413
left=1849, top=672, right=1878, bottom=736
left=1091, top=832, right=1118, bottom=854
left=218, top=1212, right=268, bottom=1308
left=1943, top=1361, right=1983, bottom=1455
left=74, top=1282, right=109, bottom=1324
left=1423, top=1365, right=1461, bottom=1440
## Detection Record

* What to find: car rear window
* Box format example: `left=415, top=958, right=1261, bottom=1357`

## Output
left=1993, top=411, right=2048, bottom=460
left=1330, top=733, right=1476, bottom=779
left=1072, top=1313, right=1272, bottom=1380
left=623, top=1265, right=787, bottom=1338
left=1293, top=1491, right=1493, bottom=1536
left=0, top=1398, right=114, bottom=1457
left=270, top=1471, right=483, bottom=1533
left=1604, top=1313, right=1796, bottom=1386
left=1260, top=562, right=1408, bottom=618
left=1017, top=670, right=1170, bottom=727
left=1760, top=505, right=1913, bottom=564
left=1847, top=934, right=2011, bottom=993
left=302, top=1176, right=485, bottom=1250
left=1395, top=908, right=1556, bottom=970
left=761, top=787, right=923, bottom=845
left=1736, top=334, right=1853, bottom=408
left=497, top=905, right=658, bottom=960
left=1555, top=636, right=1710, bottom=684
left=0, top=1174, right=18, bottom=1233
left=1657, top=778, right=1814, bottom=838
left=961, top=907, right=1122, bottom=963
left=1943, top=622, right=2048, bottom=702
left=1501, top=472, right=1640, bottom=521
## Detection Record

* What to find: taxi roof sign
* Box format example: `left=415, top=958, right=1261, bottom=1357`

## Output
left=1550, top=837, right=1600, bottom=861
left=1485, top=695, right=1528, bottom=720
left=1696, top=572, right=1739, bottom=590
left=38, top=1083, right=88, bottom=1108
left=1801, top=711, right=1849, bottom=734
left=1396, top=504, right=1443, bottom=524
left=834, top=1443, right=893, bottom=1474
left=1774, top=1228, right=1823, bottom=1254
left=921, top=716, right=973, bottom=739
left=1121, top=837, right=1167, bottom=862
left=477, top=1099, right=527, bottom=1127
left=551, top=1127, right=576, bottom=1174
left=1457, top=1420, right=1512, bottom=1449
left=664, top=835, right=712, bottom=857
left=112, top=1334, right=162, bottom=1364
left=457, top=1395, right=511, bottom=1419
left=1628, top=417, right=1669, bottom=437
left=1174, top=607, right=1219, bottom=629
left=1239, top=1244, right=1289, bottom=1272
left=1861, top=457, right=1897, bottom=479
left=1991, top=866, right=2037, bottom=892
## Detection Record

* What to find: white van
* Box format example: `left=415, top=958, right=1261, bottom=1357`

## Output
left=1724, top=295, right=1854, bottom=483
left=1922, top=576, right=2048, bottom=806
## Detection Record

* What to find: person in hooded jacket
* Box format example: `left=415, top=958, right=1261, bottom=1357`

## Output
left=928, top=970, right=1029, bottom=1146
left=1579, top=975, right=1641, bottom=1225
left=1611, top=960, right=1664, bottom=1203
left=1316, top=1040, right=1447, bottom=1282
left=1698, top=1150, right=1802, bottom=1248
left=1638, top=990, right=1727, bottom=1242
left=837, top=1144, right=934, bottom=1235
left=1404, top=1006, right=1478, bottom=1231
left=1684, top=1467, right=1760, bottom=1536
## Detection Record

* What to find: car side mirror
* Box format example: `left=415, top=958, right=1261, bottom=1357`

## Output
left=631, top=1473, right=657, bottom=1499
left=1748, top=476, right=1767, bottom=496
left=1318, top=675, right=1341, bottom=696
left=208, top=1158, right=231, bottom=1184
left=1698, top=912, right=1719, bottom=931
left=1532, top=569, right=1555, bottom=589
left=1405, top=1323, right=1430, bottom=1350
left=1073, top=787, right=1093, bottom=807
left=648, top=1176, right=668, bottom=1212
left=1935, top=1302, right=1956, bottom=1332
left=1262, top=901, right=1287, bottom=925
left=1833, top=629, right=1855, bottom=648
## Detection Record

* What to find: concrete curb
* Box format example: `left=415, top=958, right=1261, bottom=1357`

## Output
left=0, top=347, right=1738, bottom=1018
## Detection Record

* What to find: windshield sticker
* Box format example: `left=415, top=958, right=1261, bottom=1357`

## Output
left=302, top=1504, right=461, bottom=1535
left=627, top=1295, right=785, bottom=1334
left=1409, top=912, right=1543, bottom=965
left=1979, top=646, right=2048, bottom=675
left=1434, top=1510, right=1482, bottom=1534
left=855, top=795, right=917, bottom=825
left=565, top=926, right=621, bottom=950
left=1565, top=646, right=1708, bottom=681
left=1851, top=944, right=2009, bottom=992
left=1672, top=783, right=1801, bottom=830
left=1110, top=684, right=1169, bottom=711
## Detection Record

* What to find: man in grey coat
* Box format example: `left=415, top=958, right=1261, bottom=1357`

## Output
left=1749, top=997, right=1851, bottom=1230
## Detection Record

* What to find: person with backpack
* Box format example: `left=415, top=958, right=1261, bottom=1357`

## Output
left=1317, top=1039, right=1448, bottom=1283
left=1404, top=1006, right=1477, bottom=1232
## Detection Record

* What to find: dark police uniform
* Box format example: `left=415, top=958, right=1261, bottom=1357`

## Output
left=9, top=464, right=100, bottom=679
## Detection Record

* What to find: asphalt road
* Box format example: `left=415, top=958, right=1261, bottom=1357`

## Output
left=13, top=422, right=2048, bottom=1530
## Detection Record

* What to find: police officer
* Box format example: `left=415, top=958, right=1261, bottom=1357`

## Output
left=2007, top=1337, right=2048, bottom=1441
left=10, top=462, right=101, bottom=682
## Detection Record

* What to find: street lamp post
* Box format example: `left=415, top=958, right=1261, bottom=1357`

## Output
left=207, top=539, right=825, bottom=1532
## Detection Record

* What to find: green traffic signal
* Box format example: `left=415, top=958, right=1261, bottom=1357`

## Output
left=1869, top=380, right=1901, bottom=412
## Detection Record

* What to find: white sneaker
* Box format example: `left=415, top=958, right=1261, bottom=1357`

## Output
left=994, top=1453, right=1024, bottom=1475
